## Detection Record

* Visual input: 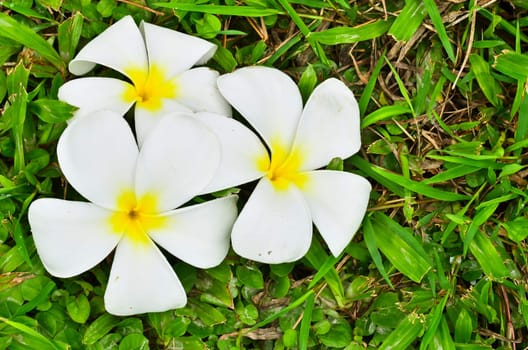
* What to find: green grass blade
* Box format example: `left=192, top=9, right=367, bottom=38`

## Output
left=352, top=156, right=469, bottom=201
left=493, top=50, right=528, bottom=81
left=0, top=316, right=62, bottom=350
left=298, top=292, right=315, bottom=350
left=310, top=20, right=391, bottom=45
left=370, top=212, right=432, bottom=283
left=247, top=290, right=314, bottom=332
left=304, top=238, right=344, bottom=305
left=388, top=0, right=426, bottom=41
left=361, top=104, right=411, bottom=128
left=420, top=293, right=449, bottom=349
left=363, top=216, right=394, bottom=288
left=153, top=3, right=282, bottom=16
left=0, top=13, right=64, bottom=72
left=359, top=50, right=386, bottom=115
left=467, top=230, right=512, bottom=280
left=469, top=54, right=501, bottom=107
left=379, top=312, right=425, bottom=349
left=423, top=0, right=455, bottom=62
left=422, top=165, right=480, bottom=185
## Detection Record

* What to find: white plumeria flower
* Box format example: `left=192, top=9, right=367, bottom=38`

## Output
left=28, top=110, right=237, bottom=316
left=58, top=15, right=230, bottom=145
left=196, top=66, right=371, bottom=263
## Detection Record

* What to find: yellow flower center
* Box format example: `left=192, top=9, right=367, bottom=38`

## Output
left=257, top=142, right=307, bottom=191
left=123, top=64, right=177, bottom=111
left=109, top=190, right=167, bottom=244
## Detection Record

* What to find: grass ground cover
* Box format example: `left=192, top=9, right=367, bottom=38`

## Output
left=1, top=0, right=528, bottom=349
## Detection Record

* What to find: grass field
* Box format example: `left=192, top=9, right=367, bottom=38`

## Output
left=1, top=0, right=528, bottom=349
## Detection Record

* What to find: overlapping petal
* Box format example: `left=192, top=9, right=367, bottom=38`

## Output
left=58, top=77, right=134, bottom=119
left=176, top=68, right=231, bottom=116
left=300, top=171, right=371, bottom=256
left=69, top=16, right=147, bottom=76
left=149, top=195, right=237, bottom=268
left=134, top=113, right=220, bottom=211
left=231, top=178, right=312, bottom=263
left=293, top=78, right=362, bottom=171
left=141, top=22, right=217, bottom=78
left=57, top=111, right=138, bottom=210
left=28, top=199, right=121, bottom=278
left=104, top=237, right=186, bottom=316
left=134, top=100, right=192, bottom=146
left=217, top=66, right=303, bottom=153
left=195, top=112, right=268, bottom=193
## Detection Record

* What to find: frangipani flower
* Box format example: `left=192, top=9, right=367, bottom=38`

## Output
left=58, top=15, right=230, bottom=145
left=28, top=110, right=237, bottom=315
left=198, top=66, right=371, bottom=263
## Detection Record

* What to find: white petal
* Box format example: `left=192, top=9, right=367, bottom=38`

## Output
left=69, top=16, right=148, bottom=76
left=293, top=78, right=361, bottom=171
left=149, top=195, right=238, bottom=268
left=28, top=198, right=120, bottom=278
left=58, top=77, right=134, bottom=120
left=135, top=113, right=221, bottom=211
left=134, top=100, right=192, bottom=147
left=217, top=66, right=303, bottom=153
left=300, top=170, right=371, bottom=256
left=104, top=237, right=186, bottom=316
left=195, top=112, right=267, bottom=194
left=231, top=178, right=312, bottom=263
left=141, top=22, right=216, bottom=78
left=175, top=68, right=231, bottom=116
left=57, top=111, right=138, bottom=210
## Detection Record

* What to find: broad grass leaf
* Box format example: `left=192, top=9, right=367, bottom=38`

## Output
left=310, top=20, right=391, bottom=45
left=369, top=212, right=432, bottom=283
left=379, top=313, right=425, bottom=350
left=469, top=54, right=502, bottom=107
left=388, top=0, right=426, bottom=41
left=153, top=3, right=281, bottom=16
left=0, top=13, right=64, bottom=72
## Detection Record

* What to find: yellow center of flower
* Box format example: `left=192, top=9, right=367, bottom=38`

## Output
left=109, top=190, right=167, bottom=244
left=257, top=142, right=307, bottom=190
left=123, top=64, right=177, bottom=111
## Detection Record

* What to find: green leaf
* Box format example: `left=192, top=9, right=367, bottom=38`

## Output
left=298, top=64, right=317, bottom=102
left=29, top=98, right=76, bottom=123
left=0, top=13, right=64, bottom=72
left=361, top=104, right=411, bottom=128
left=363, top=216, right=394, bottom=288
left=423, top=0, right=455, bottom=62
left=493, top=50, right=528, bottom=81
left=503, top=217, right=528, bottom=242
left=0, top=317, right=62, bottom=350
left=352, top=155, right=469, bottom=201
left=369, top=212, right=432, bottom=283
left=236, top=265, right=264, bottom=289
left=195, top=13, right=222, bottom=39
left=57, top=13, right=83, bottom=63
left=189, top=301, right=227, bottom=327
left=469, top=54, right=501, bottom=107
left=388, top=0, right=426, bottom=41
left=310, top=20, right=391, bottom=45
left=153, top=3, right=282, bottom=16
left=454, top=309, right=473, bottom=343
left=298, top=293, right=314, bottom=350
left=118, top=334, right=149, bottom=350
left=96, top=0, right=117, bottom=17
left=379, top=313, right=425, bottom=350
left=318, top=317, right=352, bottom=347
left=83, top=314, right=120, bottom=345
left=467, top=230, right=512, bottom=280
left=67, top=294, right=91, bottom=324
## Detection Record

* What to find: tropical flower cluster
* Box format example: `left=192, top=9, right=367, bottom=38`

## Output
left=28, top=16, right=371, bottom=316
